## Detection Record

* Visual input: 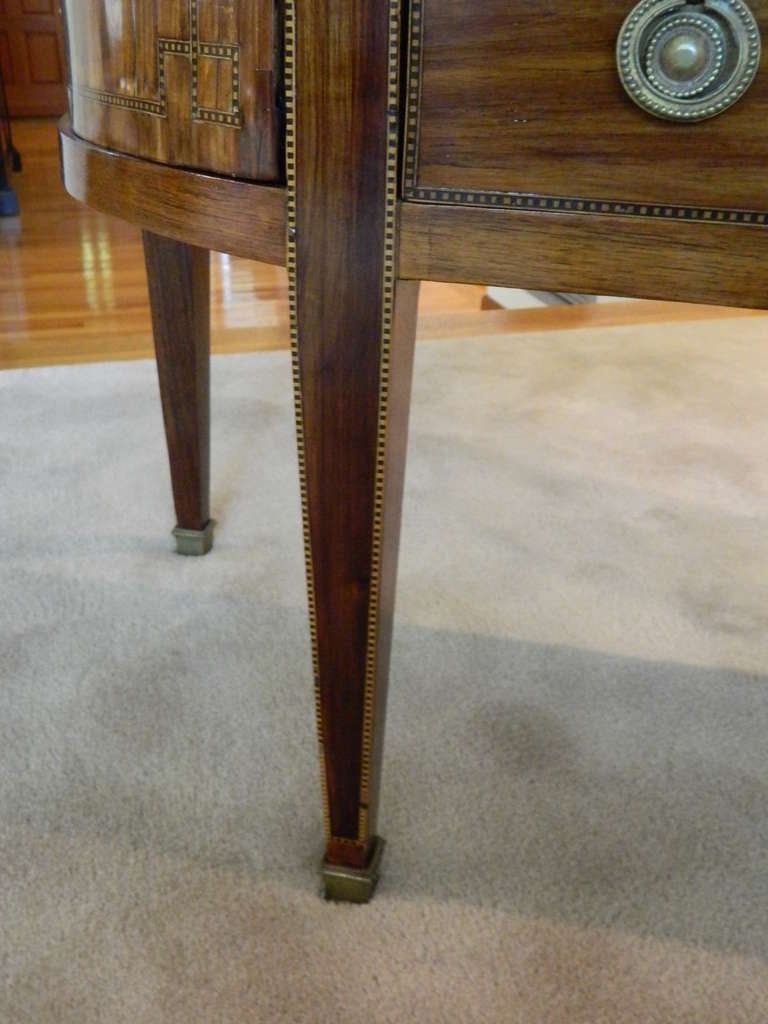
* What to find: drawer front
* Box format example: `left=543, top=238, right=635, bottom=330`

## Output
left=405, top=0, right=768, bottom=220
left=64, top=0, right=281, bottom=181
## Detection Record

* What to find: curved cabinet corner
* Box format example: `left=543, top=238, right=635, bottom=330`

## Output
left=59, top=117, right=286, bottom=264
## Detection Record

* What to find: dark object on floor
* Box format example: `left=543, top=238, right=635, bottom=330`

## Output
left=0, top=63, right=21, bottom=217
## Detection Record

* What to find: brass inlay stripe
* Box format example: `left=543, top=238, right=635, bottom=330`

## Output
left=78, top=89, right=164, bottom=116
left=402, top=0, right=424, bottom=193
left=77, top=0, right=242, bottom=127
left=283, top=0, right=332, bottom=844
left=406, top=187, right=768, bottom=224
left=198, top=44, right=239, bottom=58
left=403, top=0, right=768, bottom=225
left=358, top=0, right=403, bottom=843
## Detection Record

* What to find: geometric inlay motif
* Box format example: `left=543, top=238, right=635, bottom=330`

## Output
left=78, top=0, right=241, bottom=128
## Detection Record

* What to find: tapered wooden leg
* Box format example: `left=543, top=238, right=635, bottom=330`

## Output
left=296, top=278, right=419, bottom=901
left=142, top=231, right=214, bottom=555
left=287, top=0, right=417, bottom=900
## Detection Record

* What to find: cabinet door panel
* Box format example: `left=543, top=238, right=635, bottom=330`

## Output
left=0, top=0, right=66, bottom=116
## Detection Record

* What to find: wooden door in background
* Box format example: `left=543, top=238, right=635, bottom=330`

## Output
left=0, top=0, right=67, bottom=117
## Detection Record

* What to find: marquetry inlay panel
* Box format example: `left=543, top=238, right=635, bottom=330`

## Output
left=63, top=0, right=280, bottom=181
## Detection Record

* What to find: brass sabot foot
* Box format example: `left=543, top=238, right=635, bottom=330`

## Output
left=172, top=519, right=215, bottom=556
left=321, top=836, right=385, bottom=903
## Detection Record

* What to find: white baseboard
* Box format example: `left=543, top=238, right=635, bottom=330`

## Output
left=486, top=287, right=635, bottom=309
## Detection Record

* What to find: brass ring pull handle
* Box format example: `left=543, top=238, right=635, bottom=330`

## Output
left=617, top=0, right=761, bottom=121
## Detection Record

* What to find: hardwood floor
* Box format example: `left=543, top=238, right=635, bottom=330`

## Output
left=1, top=119, right=764, bottom=370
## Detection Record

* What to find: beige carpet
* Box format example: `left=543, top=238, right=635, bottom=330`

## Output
left=1, top=318, right=767, bottom=1022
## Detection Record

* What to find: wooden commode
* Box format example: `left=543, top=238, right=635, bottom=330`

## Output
left=59, top=0, right=768, bottom=900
